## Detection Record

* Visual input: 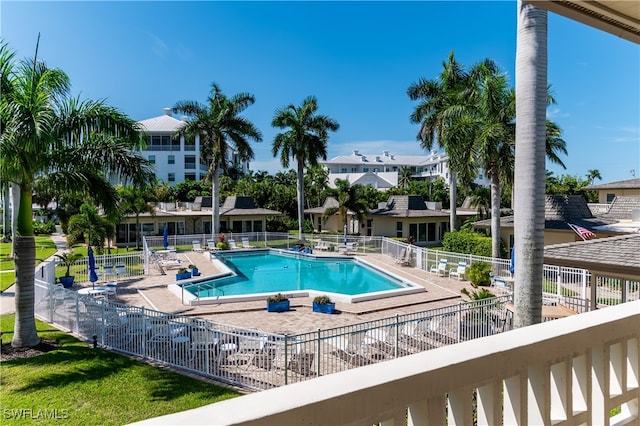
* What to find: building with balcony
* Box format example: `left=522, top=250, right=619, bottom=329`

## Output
left=137, top=108, right=249, bottom=185
left=320, top=148, right=489, bottom=190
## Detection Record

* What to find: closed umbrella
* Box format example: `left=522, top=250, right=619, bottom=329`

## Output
left=509, top=247, right=515, bottom=276
left=163, top=226, right=169, bottom=249
left=88, top=246, right=98, bottom=289
left=343, top=224, right=348, bottom=245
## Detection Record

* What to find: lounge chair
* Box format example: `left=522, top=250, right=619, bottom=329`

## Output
left=448, top=262, right=467, bottom=280
left=429, top=259, right=448, bottom=276
left=395, top=248, right=412, bottom=266
left=206, top=239, right=218, bottom=251
left=241, top=238, right=253, bottom=249
left=102, top=265, right=117, bottom=281
left=115, top=264, right=127, bottom=278
left=192, top=240, right=203, bottom=252
left=314, top=240, right=329, bottom=251
left=228, top=239, right=238, bottom=249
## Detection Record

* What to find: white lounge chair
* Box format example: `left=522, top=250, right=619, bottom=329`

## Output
left=314, top=240, right=330, bottom=251
left=448, top=262, right=467, bottom=280
left=206, top=239, right=218, bottom=251
left=115, top=264, right=127, bottom=278
left=429, top=259, right=448, bottom=276
left=192, top=240, right=203, bottom=252
left=228, top=239, right=238, bottom=249
left=395, top=248, right=412, bottom=266
left=241, top=238, right=253, bottom=249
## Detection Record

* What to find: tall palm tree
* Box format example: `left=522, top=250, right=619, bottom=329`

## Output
left=118, top=185, right=155, bottom=249
left=173, top=83, right=262, bottom=237
left=586, top=169, right=602, bottom=185
left=513, top=1, right=547, bottom=327
left=322, top=179, right=369, bottom=232
left=408, top=52, right=485, bottom=232
left=398, top=166, right=414, bottom=189
left=0, top=38, right=154, bottom=347
left=272, top=96, right=339, bottom=236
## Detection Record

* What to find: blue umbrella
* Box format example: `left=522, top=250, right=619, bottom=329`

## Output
left=509, top=247, right=515, bottom=275
left=163, top=226, right=169, bottom=249
left=88, top=246, right=98, bottom=289
left=343, top=224, right=348, bottom=245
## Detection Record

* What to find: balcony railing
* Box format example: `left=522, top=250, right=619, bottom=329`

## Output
left=133, top=300, right=640, bottom=426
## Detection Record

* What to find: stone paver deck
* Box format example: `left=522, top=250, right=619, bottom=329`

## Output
left=78, top=249, right=493, bottom=334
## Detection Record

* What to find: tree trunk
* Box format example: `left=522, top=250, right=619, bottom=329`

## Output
left=490, top=164, right=501, bottom=259
left=12, top=187, right=39, bottom=348
left=513, top=0, right=546, bottom=328
left=296, top=158, right=305, bottom=237
left=449, top=171, right=457, bottom=231
left=212, top=163, right=221, bottom=238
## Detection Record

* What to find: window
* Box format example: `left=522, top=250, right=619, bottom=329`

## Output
left=418, top=223, right=427, bottom=242
left=170, top=136, right=180, bottom=151
left=253, top=220, right=263, bottom=232
left=184, top=173, right=196, bottom=181
left=184, top=136, right=195, bottom=151
left=232, top=221, right=242, bottom=233
left=341, top=168, right=347, bottom=173
left=184, top=155, right=196, bottom=169
left=606, top=193, right=616, bottom=203
left=148, top=155, right=156, bottom=164
left=363, top=168, right=369, bottom=172
left=409, top=224, right=418, bottom=241
left=351, top=167, right=358, bottom=172
left=168, top=155, right=175, bottom=165
left=427, top=223, right=436, bottom=241
left=168, top=173, right=175, bottom=182
left=396, top=221, right=403, bottom=238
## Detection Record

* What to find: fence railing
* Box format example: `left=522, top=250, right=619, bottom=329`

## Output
left=53, top=252, right=145, bottom=284
left=35, top=264, right=514, bottom=391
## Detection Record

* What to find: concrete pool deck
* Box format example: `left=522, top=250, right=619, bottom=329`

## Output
left=86, top=249, right=501, bottom=334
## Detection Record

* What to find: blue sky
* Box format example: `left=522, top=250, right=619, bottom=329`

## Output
left=2, top=1, right=639, bottom=183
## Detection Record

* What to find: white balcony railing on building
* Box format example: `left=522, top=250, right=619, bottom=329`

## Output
left=131, top=300, right=640, bottom=426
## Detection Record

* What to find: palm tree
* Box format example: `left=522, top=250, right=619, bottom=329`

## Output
left=398, top=166, right=414, bottom=189
left=272, top=96, right=339, bottom=236
left=118, top=185, right=155, bottom=250
left=513, top=1, right=547, bottom=327
left=0, top=38, right=154, bottom=347
left=586, top=169, right=602, bottom=185
left=408, top=52, right=485, bottom=232
left=322, top=179, right=369, bottom=233
left=173, top=83, right=262, bottom=237
left=469, top=187, right=491, bottom=220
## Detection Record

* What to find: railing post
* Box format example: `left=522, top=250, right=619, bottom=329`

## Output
left=317, top=329, right=321, bottom=377
left=284, top=334, right=289, bottom=385
left=394, top=314, right=399, bottom=358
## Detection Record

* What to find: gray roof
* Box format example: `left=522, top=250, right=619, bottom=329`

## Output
left=369, top=195, right=449, bottom=218
left=322, top=151, right=448, bottom=167
left=583, top=178, right=640, bottom=191
left=544, top=233, right=640, bottom=276
left=474, top=194, right=616, bottom=231
left=600, top=196, right=640, bottom=221
left=220, top=196, right=281, bottom=216
left=305, top=197, right=340, bottom=214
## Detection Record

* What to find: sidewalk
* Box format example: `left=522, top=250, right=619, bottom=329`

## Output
left=0, top=232, right=68, bottom=316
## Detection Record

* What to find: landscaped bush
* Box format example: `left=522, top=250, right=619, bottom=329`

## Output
left=442, top=229, right=506, bottom=258
left=466, top=261, right=492, bottom=287
left=33, top=220, right=56, bottom=235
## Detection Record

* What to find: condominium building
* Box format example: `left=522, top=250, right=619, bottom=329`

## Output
left=320, top=148, right=488, bottom=190
left=137, top=108, right=248, bottom=185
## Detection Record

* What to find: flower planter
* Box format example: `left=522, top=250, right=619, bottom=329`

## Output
left=176, top=272, right=192, bottom=281
left=266, top=300, right=290, bottom=312
left=59, top=276, right=75, bottom=288
left=313, top=302, right=336, bottom=314
left=191, top=267, right=200, bottom=277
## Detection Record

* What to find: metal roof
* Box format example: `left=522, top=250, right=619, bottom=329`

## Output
left=583, top=178, right=640, bottom=191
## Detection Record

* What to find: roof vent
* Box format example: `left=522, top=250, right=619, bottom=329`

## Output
left=361, top=156, right=367, bottom=162
left=353, top=149, right=359, bottom=156
left=383, top=150, right=389, bottom=157
left=375, top=156, right=381, bottom=162
left=163, top=107, right=172, bottom=116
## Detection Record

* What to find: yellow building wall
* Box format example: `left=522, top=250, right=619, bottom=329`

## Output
left=598, top=188, right=640, bottom=203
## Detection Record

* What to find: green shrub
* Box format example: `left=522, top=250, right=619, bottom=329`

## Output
left=466, top=261, right=492, bottom=287
left=216, top=241, right=229, bottom=250
left=313, top=295, right=332, bottom=304
left=443, top=229, right=506, bottom=258
left=33, top=220, right=56, bottom=235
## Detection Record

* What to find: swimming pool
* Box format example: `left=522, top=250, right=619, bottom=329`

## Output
left=171, top=249, right=424, bottom=305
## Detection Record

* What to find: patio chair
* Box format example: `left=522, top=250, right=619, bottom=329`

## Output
left=115, top=264, right=127, bottom=281
left=102, top=264, right=117, bottom=281
left=228, top=239, right=238, bottom=250
left=190, top=324, right=217, bottom=372
left=192, top=240, right=203, bottom=252
left=448, top=262, right=467, bottom=280
left=206, top=239, right=218, bottom=251
left=241, top=238, right=253, bottom=249
left=395, top=248, right=412, bottom=266
left=429, top=259, right=448, bottom=276
left=314, top=240, right=329, bottom=251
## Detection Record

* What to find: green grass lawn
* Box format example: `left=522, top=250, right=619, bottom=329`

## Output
left=0, top=314, right=240, bottom=424
left=0, top=236, right=59, bottom=293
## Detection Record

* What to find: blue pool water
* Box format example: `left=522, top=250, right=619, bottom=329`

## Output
left=183, top=250, right=408, bottom=299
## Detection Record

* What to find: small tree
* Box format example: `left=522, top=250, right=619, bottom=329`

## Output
left=466, top=261, right=492, bottom=287
left=54, top=251, right=83, bottom=278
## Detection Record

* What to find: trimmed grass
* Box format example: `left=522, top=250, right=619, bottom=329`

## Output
left=0, top=314, right=240, bottom=424
left=0, top=236, right=58, bottom=292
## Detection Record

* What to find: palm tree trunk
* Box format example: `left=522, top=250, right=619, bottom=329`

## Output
left=212, top=164, right=221, bottom=238
left=490, top=165, right=501, bottom=259
left=11, top=188, right=39, bottom=347
left=449, top=172, right=457, bottom=231
left=296, top=158, right=305, bottom=237
left=513, top=0, right=546, bottom=327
